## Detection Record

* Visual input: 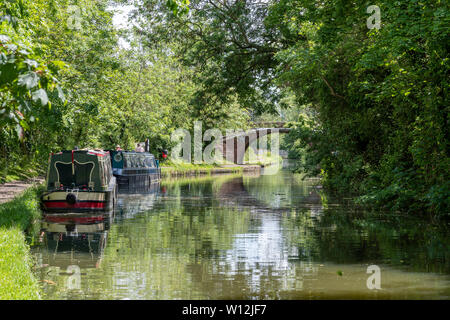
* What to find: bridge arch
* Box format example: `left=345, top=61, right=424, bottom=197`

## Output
left=216, top=127, right=292, bottom=164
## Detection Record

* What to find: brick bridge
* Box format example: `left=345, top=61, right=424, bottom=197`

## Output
left=216, top=122, right=292, bottom=164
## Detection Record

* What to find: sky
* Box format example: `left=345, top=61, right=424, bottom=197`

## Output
left=109, top=4, right=135, bottom=49
left=111, top=4, right=134, bottom=30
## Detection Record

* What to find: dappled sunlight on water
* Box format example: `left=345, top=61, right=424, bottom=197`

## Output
left=31, top=168, right=450, bottom=299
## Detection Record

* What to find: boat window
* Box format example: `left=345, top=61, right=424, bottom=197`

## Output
left=130, top=156, right=136, bottom=168
left=98, top=160, right=105, bottom=185
left=74, top=162, right=94, bottom=186
left=105, top=155, right=112, bottom=178
left=102, top=159, right=109, bottom=185
left=55, top=162, right=73, bottom=186
left=146, top=156, right=154, bottom=168
left=132, top=154, right=141, bottom=168
left=53, top=161, right=95, bottom=187
left=124, top=154, right=131, bottom=168
left=135, top=155, right=140, bottom=167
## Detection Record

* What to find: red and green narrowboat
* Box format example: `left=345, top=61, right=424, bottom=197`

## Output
left=40, top=150, right=117, bottom=212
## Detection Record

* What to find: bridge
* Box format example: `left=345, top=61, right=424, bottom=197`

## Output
left=216, top=122, right=292, bottom=164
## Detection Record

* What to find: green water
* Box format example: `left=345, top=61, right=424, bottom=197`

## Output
left=31, top=167, right=450, bottom=299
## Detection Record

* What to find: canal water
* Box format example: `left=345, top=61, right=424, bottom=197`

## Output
left=31, top=165, right=450, bottom=299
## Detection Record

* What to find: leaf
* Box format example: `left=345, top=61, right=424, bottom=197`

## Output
left=19, top=119, right=29, bottom=130
left=32, top=89, right=49, bottom=106
left=7, top=55, right=16, bottom=64
left=0, top=53, right=7, bottom=64
left=50, top=60, right=66, bottom=69
left=19, top=98, right=31, bottom=112
left=18, top=72, right=39, bottom=89
left=57, top=85, right=66, bottom=102
left=24, top=59, right=39, bottom=68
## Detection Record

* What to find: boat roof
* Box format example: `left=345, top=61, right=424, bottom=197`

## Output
left=110, top=150, right=156, bottom=157
left=50, top=149, right=157, bottom=157
left=51, top=150, right=110, bottom=156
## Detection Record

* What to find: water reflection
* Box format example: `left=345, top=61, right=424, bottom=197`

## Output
left=115, top=182, right=160, bottom=220
left=38, top=213, right=109, bottom=265
left=31, top=170, right=450, bottom=300
left=33, top=212, right=109, bottom=298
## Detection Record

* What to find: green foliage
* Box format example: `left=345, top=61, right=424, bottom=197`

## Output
left=0, top=2, right=65, bottom=138
left=271, top=0, right=449, bottom=216
left=129, top=0, right=281, bottom=115
left=0, top=0, right=245, bottom=183
left=1, top=0, right=117, bottom=175
left=136, top=0, right=448, bottom=216
left=166, top=0, right=190, bottom=16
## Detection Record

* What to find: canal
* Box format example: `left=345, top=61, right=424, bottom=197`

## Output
left=31, top=165, right=450, bottom=299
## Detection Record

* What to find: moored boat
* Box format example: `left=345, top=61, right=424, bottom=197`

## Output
left=40, top=150, right=117, bottom=212
left=110, top=150, right=161, bottom=191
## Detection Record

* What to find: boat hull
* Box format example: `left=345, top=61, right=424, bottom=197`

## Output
left=114, top=168, right=161, bottom=192
left=40, top=188, right=116, bottom=213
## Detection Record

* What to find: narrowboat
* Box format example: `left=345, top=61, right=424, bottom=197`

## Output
left=110, top=150, right=161, bottom=191
left=40, top=150, right=117, bottom=212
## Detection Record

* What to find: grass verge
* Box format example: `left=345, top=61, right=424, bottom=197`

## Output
left=0, top=185, right=44, bottom=300
left=160, top=160, right=245, bottom=178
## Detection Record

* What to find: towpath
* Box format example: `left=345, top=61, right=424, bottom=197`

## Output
left=0, top=177, right=44, bottom=204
